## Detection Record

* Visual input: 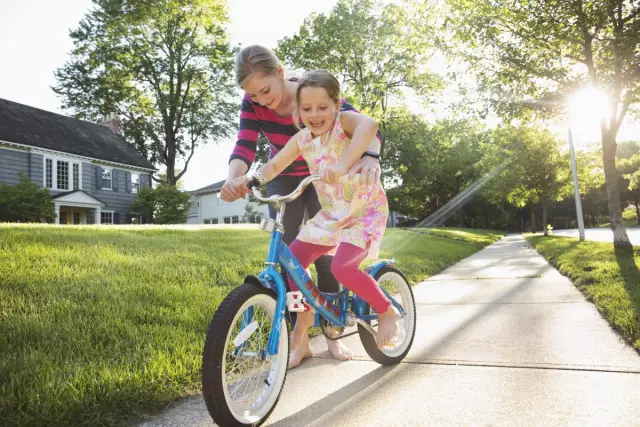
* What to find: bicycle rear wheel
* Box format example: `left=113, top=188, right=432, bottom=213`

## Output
left=358, top=266, right=416, bottom=365
left=202, top=282, right=289, bottom=426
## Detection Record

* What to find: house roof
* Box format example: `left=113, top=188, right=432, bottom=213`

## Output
left=51, top=189, right=105, bottom=203
left=51, top=190, right=106, bottom=206
left=191, top=179, right=226, bottom=195
left=0, top=98, right=155, bottom=170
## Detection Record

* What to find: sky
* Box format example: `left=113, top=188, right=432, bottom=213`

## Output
left=0, top=0, right=638, bottom=191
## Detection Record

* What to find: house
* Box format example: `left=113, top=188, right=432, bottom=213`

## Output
left=0, top=98, right=155, bottom=224
left=186, top=179, right=269, bottom=225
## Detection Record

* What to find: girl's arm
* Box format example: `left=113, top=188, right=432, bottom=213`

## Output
left=255, top=135, right=301, bottom=182
left=338, top=111, right=379, bottom=171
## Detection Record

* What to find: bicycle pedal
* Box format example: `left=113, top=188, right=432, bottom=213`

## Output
left=286, top=291, right=307, bottom=312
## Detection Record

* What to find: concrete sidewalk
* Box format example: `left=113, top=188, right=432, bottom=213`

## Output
left=139, top=234, right=640, bottom=427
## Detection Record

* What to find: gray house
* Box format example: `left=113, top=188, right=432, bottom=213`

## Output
left=0, top=98, right=155, bottom=224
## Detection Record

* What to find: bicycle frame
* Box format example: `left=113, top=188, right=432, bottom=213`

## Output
left=240, top=175, right=401, bottom=359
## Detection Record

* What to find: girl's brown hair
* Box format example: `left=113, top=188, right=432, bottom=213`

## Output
left=234, top=45, right=281, bottom=87
left=294, top=70, right=341, bottom=128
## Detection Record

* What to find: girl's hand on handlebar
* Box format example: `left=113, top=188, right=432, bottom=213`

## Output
left=220, top=176, right=250, bottom=202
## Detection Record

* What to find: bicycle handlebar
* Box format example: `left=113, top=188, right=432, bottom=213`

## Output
left=248, top=174, right=322, bottom=205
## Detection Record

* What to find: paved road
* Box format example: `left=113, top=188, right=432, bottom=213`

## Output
left=553, top=227, right=640, bottom=245
left=139, top=234, right=640, bottom=427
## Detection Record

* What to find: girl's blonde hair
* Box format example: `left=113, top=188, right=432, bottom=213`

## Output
left=294, top=70, right=341, bottom=128
left=235, top=45, right=282, bottom=87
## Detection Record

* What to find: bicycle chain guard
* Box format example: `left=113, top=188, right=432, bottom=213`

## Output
left=320, top=318, right=346, bottom=341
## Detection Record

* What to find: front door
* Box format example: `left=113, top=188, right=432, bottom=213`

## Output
left=59, top=207, right=88, bottom=225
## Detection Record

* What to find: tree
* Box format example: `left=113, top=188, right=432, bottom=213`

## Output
left=54, top=0, right=237, bottom=185
left=479, top=126, right=572, bottom=235
left=383, top=108, right=485, bottom=222
left=276, top=0, right=441, bottom=134
left=446, top=0, right=640, bottom=247
left=129, top=183, right=191, bottom=224
left=242, top=201, right=263, bottom=224
left=0, top=172, right=55, bottom=223
left=615, top=140, right=640, bottom=223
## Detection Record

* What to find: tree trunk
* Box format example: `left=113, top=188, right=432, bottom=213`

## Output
left=602, top=131, right=631, bottom=248
left=530, top=206, right=537, bottom=233
left=520, top=214, right=524, bottom=232
left=635, top=200, right=640, bottom=225
left=542, top=203, right=548, bottom=236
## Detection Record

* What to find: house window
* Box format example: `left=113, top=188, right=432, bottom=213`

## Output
left=44, top=157, right=81, bottom=191
left=60, top=211, right=68, bottom=224
left=102, top=169, right=112, bottom=190
left=211, top=218, right=219, bottom=224
left=232, top=216, right=239, bottom=224
left=73, top=212, right=80, bottom=225
left=204, top=219, right=210, bottom=225
left=73, top=164, right=80, bottom=190
left=101, top=212, right=114, bottom=224
left=224, top=217, right=231, bottom=224
left=45, top=159, right=53, bottom=188
left=56, top=161, right=69, bottom=190
left=131, top=173, right=139, bottom=193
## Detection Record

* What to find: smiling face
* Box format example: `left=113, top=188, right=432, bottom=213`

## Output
left=297, top=86, right=339, bottom=137
left=241, top=70, right=285, bottom=110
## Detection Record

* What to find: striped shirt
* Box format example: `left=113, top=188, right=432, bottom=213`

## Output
left=230, top=93, right=383, bottom=176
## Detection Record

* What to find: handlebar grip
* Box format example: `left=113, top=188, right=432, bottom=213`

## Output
left=246, top=176, right=260, bottom=190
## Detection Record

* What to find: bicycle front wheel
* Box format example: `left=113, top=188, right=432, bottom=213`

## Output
left=202, top=282, right=289, bottom=426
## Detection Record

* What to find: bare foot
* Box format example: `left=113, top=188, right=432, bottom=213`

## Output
left=376, top=306, right=400, bottom=349
left=288, top=333, right=312, bottom=369
left=288, top=311, right=314, bottom=369
left=326, top=339, right=353, bottom=361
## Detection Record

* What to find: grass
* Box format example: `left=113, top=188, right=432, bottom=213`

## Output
left=0, top=225, right=504, bottom=427
left=525, top=235, right=640, bottom=351
left=414, top=227, right=507, bottom=246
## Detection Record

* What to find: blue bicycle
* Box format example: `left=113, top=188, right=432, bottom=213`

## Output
left=201, top=175, right=416, bottom=426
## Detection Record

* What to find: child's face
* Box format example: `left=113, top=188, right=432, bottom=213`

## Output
left=297, top=87, right=339, bottom=136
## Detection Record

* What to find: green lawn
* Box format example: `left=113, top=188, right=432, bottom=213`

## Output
left=0, top=225, right=504, bottom=427
left=525, top=235, right=640, bottom=351
left=414, top=227, right=507, bottom=246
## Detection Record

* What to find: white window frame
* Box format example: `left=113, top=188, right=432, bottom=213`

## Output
left=131, top=173, right=140, bottom=193
left=101, top=168, right=113, bottom=191
left=43, top=155, right=82, bottom=191
left=101, top=211, right=114, bottom=225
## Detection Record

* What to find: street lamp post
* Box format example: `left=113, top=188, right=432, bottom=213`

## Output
left=567, top=128, right=585, bottom=241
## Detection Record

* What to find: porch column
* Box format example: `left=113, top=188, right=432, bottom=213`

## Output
left=55, top=204, right=60, bottom=225
left=95, top=207, right=101, bottom=225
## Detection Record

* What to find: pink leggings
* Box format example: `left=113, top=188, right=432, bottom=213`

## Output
left=288, top=239, right=391, bottom=314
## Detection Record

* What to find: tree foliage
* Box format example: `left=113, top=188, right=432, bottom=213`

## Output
left=446, top=0, right=640, bottom=246
left=0, top=172, right=56, bottom=223
left=276, top=0, right=441, bottom=130
left=53, top=0, right=237, bottom=185
left=130, top=182, right=191, bottom=224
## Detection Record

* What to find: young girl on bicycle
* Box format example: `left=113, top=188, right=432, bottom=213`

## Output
left=240, top=69, right=399, bottom=368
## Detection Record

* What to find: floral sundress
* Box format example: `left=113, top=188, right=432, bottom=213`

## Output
left=293, top=114, right=389, bottom=259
